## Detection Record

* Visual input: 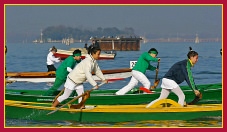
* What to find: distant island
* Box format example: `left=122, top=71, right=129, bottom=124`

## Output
left=31, top=25, right=221, bottom=44
left=32, top=25, right=137, bottom=44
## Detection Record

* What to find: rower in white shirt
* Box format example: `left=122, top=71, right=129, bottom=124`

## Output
left=46, top=46, right=61, bottom=72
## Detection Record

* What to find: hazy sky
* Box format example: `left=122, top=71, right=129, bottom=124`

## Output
left=5, top=5, right=222, bottom=42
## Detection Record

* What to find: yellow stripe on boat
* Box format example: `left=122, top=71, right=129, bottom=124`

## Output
left=5, top=99, right=222, bottom=113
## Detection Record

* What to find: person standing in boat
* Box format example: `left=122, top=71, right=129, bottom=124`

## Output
left=115, top=48, right=160, bottom=95
left=94, top=40, right=100, bottom=48
left=146, top=47, right=200, bottom=108
left=46, top=46, right=61, bottom=72
left=89, top=40, right=100, bottom=49
left=43, top=49, right=82, bottom=96
left=52, top=47, right=108, bottom=108
left=84, top=43, right=88, bottom=51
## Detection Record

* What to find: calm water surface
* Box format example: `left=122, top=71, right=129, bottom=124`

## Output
left=5, top=42, right=222, bottom=127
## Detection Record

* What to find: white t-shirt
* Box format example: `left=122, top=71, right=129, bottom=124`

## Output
left=46, top=52, right=60, bottom=65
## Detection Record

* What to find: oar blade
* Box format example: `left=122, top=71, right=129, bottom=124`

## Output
left=151, top=79, right=160, bottom=89
left=47, top=108, right=59, bottom=115
left=187, top=93, right=202, bottom=105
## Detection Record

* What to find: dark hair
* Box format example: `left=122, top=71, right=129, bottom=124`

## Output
left=88, top=46, right=101, bottom=55
left=72, top=49, right=81, bottom=56
left=187, top=47, right=198, bottom=58
left=148, top=48, right=158, bottom=55
left=50, top=46, right=57, bottom=52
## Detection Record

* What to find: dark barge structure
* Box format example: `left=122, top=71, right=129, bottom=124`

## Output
left=91, top=37, right=143, bottom=51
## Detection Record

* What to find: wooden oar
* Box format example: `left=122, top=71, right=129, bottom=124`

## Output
left=51, top=78, right=113, bottom=104
left=68, top=91, right=90, bottom=109
left=150, top=61, right=160, bottom=89
left=47, top=82, right=106, bottom=115
left=52, top=88, right=65, bottom=103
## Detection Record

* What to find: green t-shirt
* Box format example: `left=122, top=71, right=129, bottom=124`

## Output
left=56, top=56, right=80, bottom=80
left=132, top=52, right=158, bottom=74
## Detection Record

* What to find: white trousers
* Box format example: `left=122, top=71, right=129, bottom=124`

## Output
left=115, top=70, right=150, bottom=95
left=57, top=78, right=84, bottom=103
left=146, top=78, right=185, bottom=108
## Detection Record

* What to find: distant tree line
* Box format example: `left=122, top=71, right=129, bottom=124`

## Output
left=42, top=25, right=136, bottom=41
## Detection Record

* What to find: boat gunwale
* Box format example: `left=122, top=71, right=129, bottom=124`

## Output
left=5, top=87, right=222, bottom=97
left=5, top=100, right=222, bottom=113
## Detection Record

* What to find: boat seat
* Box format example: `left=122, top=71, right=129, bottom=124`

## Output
left=149, top=99, right=182, bottom=108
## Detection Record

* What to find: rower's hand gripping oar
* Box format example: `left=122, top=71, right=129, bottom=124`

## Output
left=47, top=82, right=106, bottom=115
left=70, top=79, right=111, bottom=109
left=150, top=61, right=160, bottom=89
left=188, top=90, right=202, bottom=105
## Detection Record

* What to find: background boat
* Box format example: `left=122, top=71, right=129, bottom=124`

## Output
left=6, top=68, right=132, bottom=83
left=54, top=48, right=116, bottom=60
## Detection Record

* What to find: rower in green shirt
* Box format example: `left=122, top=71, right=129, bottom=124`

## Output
left=43, top=49, right=82, bottom=96
left=116, top=48, right=160, bottom=95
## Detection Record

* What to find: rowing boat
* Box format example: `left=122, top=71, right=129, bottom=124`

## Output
left=5, top=83, right=222, bottom=105
left=6, top=68, right=132, bottom=83
left=54, top=48, right=116, bottom=60
left=5, top=99, right=222, bottom=122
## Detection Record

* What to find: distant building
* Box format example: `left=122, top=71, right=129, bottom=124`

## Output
left=91, top=36, right=142, bottom=51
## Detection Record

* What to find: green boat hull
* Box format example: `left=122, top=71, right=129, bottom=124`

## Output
left=5, top=83, right=222, bottom=105
left=6, top=106, right=221, bottom=122
left=5, top=100, right=222, bottom=123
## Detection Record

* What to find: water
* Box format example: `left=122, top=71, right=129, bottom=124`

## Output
left=5, top=42, right=222, bottom=127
